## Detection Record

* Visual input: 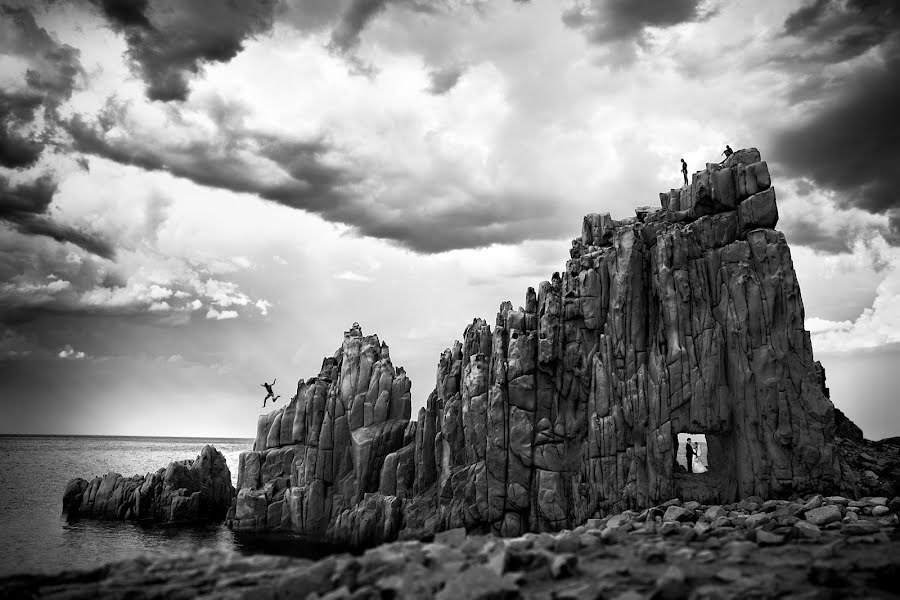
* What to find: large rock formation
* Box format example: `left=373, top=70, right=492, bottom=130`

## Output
left=232, top=148, right=845, bottom=545
left=63, top=445, right=234, bottom=523
left=228, top=324, right=413, bottom=546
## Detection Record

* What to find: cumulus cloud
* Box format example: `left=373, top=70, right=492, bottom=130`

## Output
left=255, top=299, right=272, bottom=316
left=90, top=0, right=278, bottom=102
left=772, top=0, right=900, bottom=243
left=205, top=307, right=238, bottom=320
left=805, top=235, right=900, bottom=352
left=58, top=344, right=86, bottom=359
left=333, top=271, right=374, bottom=282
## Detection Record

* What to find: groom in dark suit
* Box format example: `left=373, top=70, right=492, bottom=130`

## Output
left=685, top=437, right=694, bottom=473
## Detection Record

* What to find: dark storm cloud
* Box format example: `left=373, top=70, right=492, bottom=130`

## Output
left=772, top=0, right=900, bottom=243
left=64, top=96, right=562, bottom=253
left=91, top=0, right=277, bottom=102
left=64, top=107, right=352, bottom=213
left=0, top=6, right=82, bottom=167
left=561, top=0, right=714, bottom=45
left=0, top=5, right=114, bottom=259
left=426, top=64, right=466, bottom=95
left=0, top=176, right=116, bottom=259
left=781, top=216, right=852, bottom=255
left=330, top=0, right=389, bottom=53
left=326, top=0, right=442, bottom=54
left=0, top=92, right=45, bottom=169
left=782, top=0, right=897, bottom=62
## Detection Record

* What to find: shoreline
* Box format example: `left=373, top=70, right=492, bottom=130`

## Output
left=4, top=494, right=898, bottom=599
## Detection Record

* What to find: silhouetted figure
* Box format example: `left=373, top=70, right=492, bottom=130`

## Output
left=722, top=145, right=733, bottom=161
left=685, top=437, right=694, bottom=473
left=681, top=158, right=688, bottom=186
left=261, top=379, right=279, bottom=407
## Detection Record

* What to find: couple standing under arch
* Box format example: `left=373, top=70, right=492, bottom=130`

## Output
left=684, top=436, right=708, bottom=474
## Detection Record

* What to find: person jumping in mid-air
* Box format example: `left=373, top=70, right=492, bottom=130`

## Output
left=681, top=158, right=688, bottom=186
left=261, top=379, right=280, bottom=407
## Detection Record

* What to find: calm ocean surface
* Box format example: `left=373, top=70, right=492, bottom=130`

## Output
left=0, top=435, right=255, bottom=577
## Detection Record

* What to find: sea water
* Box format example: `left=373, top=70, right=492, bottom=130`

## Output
left=0, top=435, right=252, bottom=577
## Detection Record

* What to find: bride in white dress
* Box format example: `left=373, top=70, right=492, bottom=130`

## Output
left=692, top=442, right=708, bottom=474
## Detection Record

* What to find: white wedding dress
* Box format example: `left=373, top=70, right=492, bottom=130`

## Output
left=692, top=454, right=708, bottom=474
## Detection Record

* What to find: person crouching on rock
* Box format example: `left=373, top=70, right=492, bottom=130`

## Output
left=720, top=145, right=733, bottom=164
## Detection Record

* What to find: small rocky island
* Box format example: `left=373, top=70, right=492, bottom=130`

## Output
left=62, top=445, right=234, bottom=523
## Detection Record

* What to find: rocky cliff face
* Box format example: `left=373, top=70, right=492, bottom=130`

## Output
left=231, top=148, right=845, bottom=545
left=63, top=445, right=234, bottom=523
left=228, top=325, right=413, bottom=546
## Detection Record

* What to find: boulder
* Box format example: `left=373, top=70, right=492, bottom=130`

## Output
left=737, top=187, right=778, bottom=235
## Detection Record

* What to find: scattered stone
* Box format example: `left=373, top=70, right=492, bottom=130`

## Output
left=712, top=516, right=732, bottom=529
left=693, top=521, right=711, bottom=536
left=805, top=505, right=842, bottom=526
left=703, top=506, right=726, bottom=522
left=435, top=565, right=520, bottom=600
left=552, top=582, right=603, bottom=600
left=743, top=513, right=770, bottom=529
left=663, top=506, right=694, bottom=523
left=550, top=554, right=578, bottom=579
left=799, top=495, right=824, bottom=514
left=638, top=542, right=668, bottom=564
left=435, top=528, right=467, bottom=546
left=715, top=567, right=742, bottom=582
left=793, top=521, right=821, bottom=540
left=652, top=566, right=688, bottom=600
left=660, top=521, right=682, bottom=536
left=606, top=513, right=633, bottom=529
left=755, top=530, right=784, bottom=546
left=842, top=522, right=880, bottom=536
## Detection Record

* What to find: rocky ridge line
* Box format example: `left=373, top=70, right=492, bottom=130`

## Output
left=231, top=148, right=850, bottom=546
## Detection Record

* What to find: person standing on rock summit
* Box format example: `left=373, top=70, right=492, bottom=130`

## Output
left=261, top=379, right=279, bottom=408
left=685, top=437, right=694, bottom=473
left=681, top=158, right=688, bottom=186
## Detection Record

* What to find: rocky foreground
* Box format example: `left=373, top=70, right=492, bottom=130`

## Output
left=6, top=493, right=899, bottom=599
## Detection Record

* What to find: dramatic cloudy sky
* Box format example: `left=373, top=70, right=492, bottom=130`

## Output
left=1, top=0, right=898, bottom=439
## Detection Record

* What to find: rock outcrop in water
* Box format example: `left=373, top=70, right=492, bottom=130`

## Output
left=230, top=148, right=847, bottom=545
left=63, top=445, right=234, bottom=523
